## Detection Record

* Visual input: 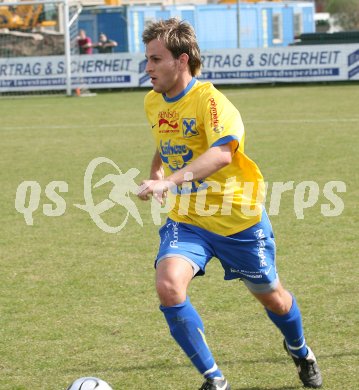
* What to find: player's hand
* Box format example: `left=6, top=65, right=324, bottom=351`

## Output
left=137, top=179, right=175, bottom=204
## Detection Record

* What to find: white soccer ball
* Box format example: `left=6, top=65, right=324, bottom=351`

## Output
left=67, top=377, right=113, bottom=390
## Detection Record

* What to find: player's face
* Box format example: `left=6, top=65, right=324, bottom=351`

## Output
left=145, top=39, right=186, bottom=98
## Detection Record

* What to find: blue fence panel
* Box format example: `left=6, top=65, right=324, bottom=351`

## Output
left=240, top=7, right=259, bottom=48
left=302, top=6, right=315, bottom=33
left=155, top=10, right=171, bottom=21
left=127, top=8, right=146, bottom=53
left=197, top=5, right=238, bottom=50
left=83, top=2, right=315, bottom=53
left=127, top=6, right=197, bottom=53
left=260, top=7, right=273, bottom=48
left=282, top=6, right=294, bottom=46
left=97, top=10, right=128, bottom=52
left=181, top=9, right=195, bottom=28
left=78, top=14, right=97, bottom=45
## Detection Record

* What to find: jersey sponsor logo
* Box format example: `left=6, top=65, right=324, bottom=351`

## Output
left=159, top=140, right=190, bottom=156
left=209, top=97, right=219, bottom=127
left=159, top=140, right=193, bottom=171
left=182, top=118, right=199, bottom=138
left=157, top=110, right=180, bottom=133
left=213, top=125, right=224, bottom=133
left=158, top=118, right=179, bottom=133
left=158, top=109, right=179, bottom=120
left=209, top=97, right=224, bottom=133
left=159, top=118, right=178, bottom=129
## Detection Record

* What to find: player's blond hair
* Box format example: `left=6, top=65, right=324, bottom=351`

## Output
left=142, top=18, right=202, bottom=77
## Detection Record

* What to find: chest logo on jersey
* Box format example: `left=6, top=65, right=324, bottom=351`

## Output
left=158, top=110, right=180, bottom=133
left=159, top=140, right=193, bottom=172
left=182, top=118, right=199, bottom=138
left=158, top=118, right=179, bottom=133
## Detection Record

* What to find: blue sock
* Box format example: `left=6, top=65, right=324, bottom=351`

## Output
left=266, top=296, right=308, bottom=358
left=160, top=297, right=223, bottom=379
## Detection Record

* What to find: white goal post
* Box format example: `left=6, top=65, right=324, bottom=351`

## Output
left=0, top=0, right=90, bottom=96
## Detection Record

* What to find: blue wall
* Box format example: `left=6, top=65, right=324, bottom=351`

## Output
left=197, top=5, right=238, bottom=49
left=282, top=6, right=294, bottom=46
left=240, top=6, right=259, bottom=48
left=126, top=5, right=197, bottom=53
left=79, top=2, right=314, bottom=53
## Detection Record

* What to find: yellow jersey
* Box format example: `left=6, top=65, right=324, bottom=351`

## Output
left=144, top=79, right=265, bottom=236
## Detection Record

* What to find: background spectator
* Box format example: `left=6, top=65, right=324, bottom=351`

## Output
left=77, top=29, right=92, bottom=54
left=93, top=33, right=117, bottom=54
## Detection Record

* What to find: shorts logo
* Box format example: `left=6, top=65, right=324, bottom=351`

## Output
left=230, top=268, right=263, bottom=279
left=254, top=229, right=265, bottom=239
left=255, top=229, right=268, bottom=267
left=169, top=221, right=179, bottom=248
left=183, top=118, right=199, bottom=138
left=264, top=265, right=272, bottom=275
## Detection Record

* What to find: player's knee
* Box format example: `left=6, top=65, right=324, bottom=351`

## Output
left=156, top=278, right=185, bottom=306
left=253, top=288, right=292, bottom=315
left=265, top=299, right=289, bottom=315
left=266, top=290, right=292, bottom=314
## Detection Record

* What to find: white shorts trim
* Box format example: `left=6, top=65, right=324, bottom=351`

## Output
left=156, top=254, right=200, bottom=277
left=242, top=274, right=280, bottom=293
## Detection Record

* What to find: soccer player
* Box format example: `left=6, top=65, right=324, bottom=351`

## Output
left=137, top=18, right=322, bottom=390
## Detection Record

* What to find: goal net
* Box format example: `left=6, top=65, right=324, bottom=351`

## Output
left=0, top=0, right=90, bottom=97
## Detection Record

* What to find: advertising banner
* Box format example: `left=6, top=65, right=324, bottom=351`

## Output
left=0, top=53, right=142, bottom=92
left=0, top=44, right=358, bottom=93
left=199, top=45, right=359, bottom=84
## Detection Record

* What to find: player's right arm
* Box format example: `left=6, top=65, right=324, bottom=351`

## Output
left=137, top=143, right=233, bottom=204
left=138, top=149, right=170, bottom=203
left=149, top=149, right=164, bottom=181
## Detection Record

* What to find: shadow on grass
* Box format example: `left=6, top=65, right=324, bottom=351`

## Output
left=234, top=387, right=298, bottom=390
left=115, top=355, right=286, bottom=373
left=65, top=350, right=357, bottom=388
left=119, top=351, right=359, bottom=374
left=88, top=349, right=359, bottom=374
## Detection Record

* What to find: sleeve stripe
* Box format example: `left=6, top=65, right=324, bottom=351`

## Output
left=211, top=135, right=239, bottom=148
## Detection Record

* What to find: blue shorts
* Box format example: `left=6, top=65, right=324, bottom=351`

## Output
left=155, top=210, right=279, bottom=293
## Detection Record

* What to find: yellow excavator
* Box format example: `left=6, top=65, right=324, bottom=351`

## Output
left=0, top=1, right=57, bottom=30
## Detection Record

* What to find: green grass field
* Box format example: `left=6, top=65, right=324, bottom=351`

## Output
left=0, top=84, right=358, bottom=390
